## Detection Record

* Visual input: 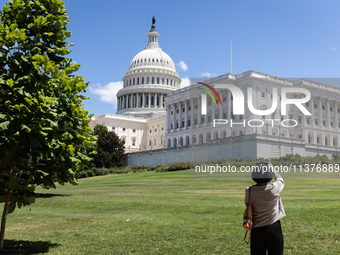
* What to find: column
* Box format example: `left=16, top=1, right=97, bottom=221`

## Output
left=326, top=99, right=330, bottom=128
left=318, top=97, right=322, bottom=127
left=148, top=93, right=151, bottom=108
left=137, top=93, right=139, bottom=108
left=227, top=90, right=231, bottom=119
left=179, top=102, right=182, bottom=128
left=184, top=100, right=188, bottom=127
left=160, top=94, right=163, bottom=108
left=117, top=97, right=120, bottom=110
left=198, top=96, right=201, bottom=125
left=335, top=100, right=339, bottom=129
left=173, top=103, right=176, bottom=129
left=142, top=93, right=145, bottom=108
left=219, top=91, right=223, bottom=119
left=190, top=98, right=194, bottom=126
left=167, top=105, right=171, bottom=131
left=211, top=96, right=218, bottom=121
left=311, top=96, right=314, bottom=126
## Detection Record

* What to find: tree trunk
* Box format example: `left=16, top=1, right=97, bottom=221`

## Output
left=0, top=190, right=10, bottom=250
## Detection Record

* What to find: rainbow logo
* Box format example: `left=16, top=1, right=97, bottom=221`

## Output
left=198, top=82, right=222, bottom=106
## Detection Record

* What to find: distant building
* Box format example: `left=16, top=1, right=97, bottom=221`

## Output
left=90, top=20, right=340, bottom=166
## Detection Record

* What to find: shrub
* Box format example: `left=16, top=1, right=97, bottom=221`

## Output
left=168, top=162, right=190, bottom=171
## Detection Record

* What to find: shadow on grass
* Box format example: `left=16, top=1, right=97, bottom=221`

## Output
left=36, top=193, right=69, bottom=198
left=0, top=239, right=60, bottom=254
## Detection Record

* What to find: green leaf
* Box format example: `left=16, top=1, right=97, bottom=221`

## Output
left=0, top=121, right=10, bottom=131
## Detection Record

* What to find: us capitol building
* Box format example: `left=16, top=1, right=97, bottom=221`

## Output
left=89, top=19, right=340, bottom=166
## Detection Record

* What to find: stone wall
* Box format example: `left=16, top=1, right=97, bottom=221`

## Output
left=125, top=134, right=340, bottom=167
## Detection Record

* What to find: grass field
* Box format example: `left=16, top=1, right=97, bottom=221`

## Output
left=2, top=170, right=340, bottom=254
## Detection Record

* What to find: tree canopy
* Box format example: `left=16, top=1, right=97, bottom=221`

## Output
left=92, top=125, right=125, bottom=168
left=0, top=0, right=96, bottom=249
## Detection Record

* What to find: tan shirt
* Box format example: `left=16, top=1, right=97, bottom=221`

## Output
left=245, top=173, right=286, bottom=228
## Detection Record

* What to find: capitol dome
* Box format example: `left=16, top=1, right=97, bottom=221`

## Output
left=116, top=18, right=181, bottom=118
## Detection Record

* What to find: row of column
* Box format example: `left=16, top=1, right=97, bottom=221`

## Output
left=166, top=91, right=340, bottom=131
left=118, top=93, right=166, bottom=110
left=167, top=91, right=233, bottom=131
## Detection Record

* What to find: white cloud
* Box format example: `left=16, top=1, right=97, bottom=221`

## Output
left=331, top=47, right=336, bottom=51
left=201, top=72, right=212, bottom=77
left=177, top=61, right=188, bottom=71
left=180, top=77, right=190, bottom=88
left=89, top=81, right=123, bottom=108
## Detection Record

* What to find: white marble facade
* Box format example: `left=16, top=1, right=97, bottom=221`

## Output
left=163, top=71, right=340, bottom=160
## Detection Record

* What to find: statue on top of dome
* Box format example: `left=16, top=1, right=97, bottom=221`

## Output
left=152, top=16, right=156, bottom=25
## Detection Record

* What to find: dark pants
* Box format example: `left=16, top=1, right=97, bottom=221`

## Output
left=250, top=220, right=284, bottom=255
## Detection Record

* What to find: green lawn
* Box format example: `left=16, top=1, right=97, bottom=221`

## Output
left=2, top=170, right=340, bottom=254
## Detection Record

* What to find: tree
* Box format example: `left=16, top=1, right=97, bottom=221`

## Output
left=0, top=0, right=96, bottom=250
left=92, top=125, right=125, bottom=168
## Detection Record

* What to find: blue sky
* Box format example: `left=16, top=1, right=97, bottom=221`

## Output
left=57, top=0, right=340, bottom=116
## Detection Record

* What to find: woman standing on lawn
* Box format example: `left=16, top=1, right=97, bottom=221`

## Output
left=244, top=162, right=286, bottom=255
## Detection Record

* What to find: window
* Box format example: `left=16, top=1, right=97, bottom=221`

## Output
left=298, top=116, right=301, bottom=124
left=182, top=108, right=185, bottom=112
left=123, top=128, right=126, bottom=131
left=171, top=111, right=173, bottom=115
left=137, top=78, right=139, bottom=84
left=306, top=102, right=309, bottom=107
left=240, top=115, right=243, bottom=120
left=162, top=127, right=164, bottom=131
left=177, top=109, right=179, bottom=114
left=154, top=139, right=156, bottom=146
left=195, top=119, right=198, bottom=125
left=149, top=140, right=152, bottom=146
left=314, top=104, right=317, bottom=109
left=167, top=79, right=169, bottom=85
left=315, top=119, right=318, bottom=125
left=289, top=114, right=293, bottom=119
left=157, top=77, right=159, bottom=84
left=155, top=129, right=157, bottom=132
left=208, top=116, right=212, bottom=123
left=323, top=120, right=326, bottom=126
left=188, top=106, right=191, bottom=111
left=152, top=77, right=154, bottom=84
left=201, top=117, right=205, bottom=124
left=122, top=137, right=126, bottom=142
left=112, top=127, right=115, bottom=130
left=150, top=130, right=152, bottom=133
left=208, top=100, right=212, bottom=106
left=162, top=78, right=164, bottom=84
left=133, top=129, right=136, bottom=133
left=306, top=118, right=310, bottom=124
left=331, top=122, right=333, bottom=128
left=182, top=121, right=184, bottom=127
left=195, top=105, right=198, bottom=109
left=142, top=77, right=144, bottom=84
left=330, top=107, right=333, bottom=112
left=271, top=94, right=273, bottom=99
left=223, top=97, right=226, bottom=102
left=322, top=105, right=325, bottom=110
left=132, top=139, right=136, bottom=146
left=223, top=113, right=227, bottom=119
left=147, top=77, right=149, bottom=84
left=338, top=109, right=340, bottom=113
left=188, top=120, right=191, bottom=126
left=261, top=92, right=265, bottom=98
left=133, top=78, right=135, bottom=85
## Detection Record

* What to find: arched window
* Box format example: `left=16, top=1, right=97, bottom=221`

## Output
left=142, top=77, right=144, bottom=84
left=152, top=77, right=154, bottom=84
left=151, top=96, right=154, bottom=106
left=146, top=96, right=149, bottom=106
left=157, top=77, right=159, bottom=84
left=171, top=80, right=173, bottom=86
left=167, top=79, right=169, bottom=85
left=137, top=78, right=139, bottom=84
left=129, top=79, right=131, bottom=86
left=162, top=78, right=164, bottom=84
left=147, top=77, right=149, bottom=84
